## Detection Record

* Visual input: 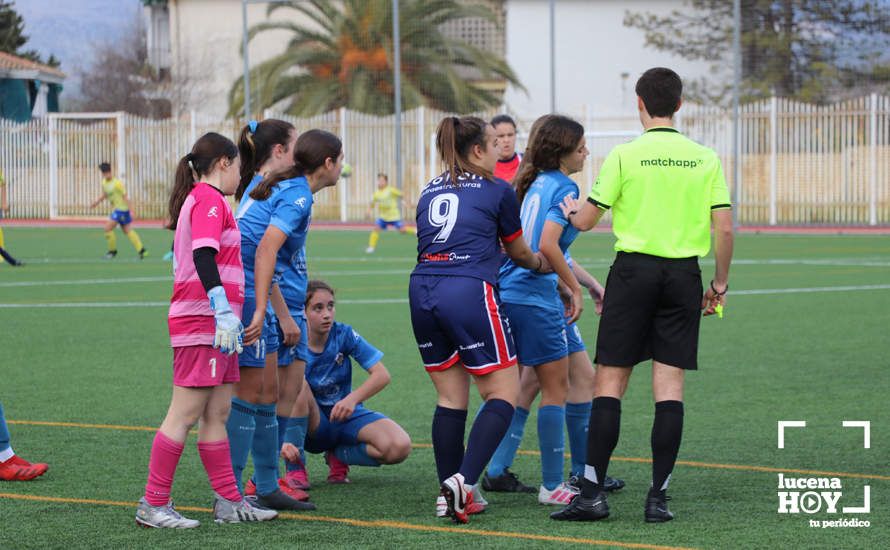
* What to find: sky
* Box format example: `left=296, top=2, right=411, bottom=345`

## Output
left=15, top=0, right=143, bottom=99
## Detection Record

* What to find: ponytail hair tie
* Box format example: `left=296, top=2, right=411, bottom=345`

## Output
left=248, top=120, right=258, bottom=134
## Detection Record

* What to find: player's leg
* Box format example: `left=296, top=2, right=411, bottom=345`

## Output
left=0, top=401, right=48, bottom=481
left=534, top=355, right=575, bottom=504
left=283, top=377, right=312, bottom=490
left=344, top=414, right=411, bottom=466
left=396, top=220, right=416, bottom=235
left=483, top=365, right=538, bottom=493
left=276, top=314, right=308, bottom=479
left=120, top=219, right=146, bottom=259
left=647, top=361, right=685, bottom=522
left=103, top=217, right=118, bottom=258
left=366, top=220, right=384, bottom=253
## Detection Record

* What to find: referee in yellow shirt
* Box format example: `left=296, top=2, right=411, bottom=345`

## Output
left=551, top=68, right=734, bottom=523
left=90, top=162, right=146, bottom=260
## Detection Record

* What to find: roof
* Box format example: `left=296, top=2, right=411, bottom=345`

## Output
left=0, top=51, right=66, bottom=84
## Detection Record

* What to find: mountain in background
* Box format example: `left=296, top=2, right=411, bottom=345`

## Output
left=16, top=0, right=143, bottom=104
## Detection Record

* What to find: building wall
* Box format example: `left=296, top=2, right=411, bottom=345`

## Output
left=504, top=0, right=718, bottom=119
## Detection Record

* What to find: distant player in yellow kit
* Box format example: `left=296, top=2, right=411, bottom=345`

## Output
left=90, top=162, right=147, bottom=260
left=365, top=173, right=414, bottom=254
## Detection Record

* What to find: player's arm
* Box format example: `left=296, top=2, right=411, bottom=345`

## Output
left=89, top=192, right=106, bottom=208
left=571, top=261, right=605, bottom=315
left=703, top=208, right=733, bottom=316
left=330, top=362, right=390, bottom=422
left=270, top=283, right=300, bottom=345
left=502, top=237, right=548, bottom=272
left=540, top=220, right=583, bottom=323
left=246, top=226, right=287, bottom=344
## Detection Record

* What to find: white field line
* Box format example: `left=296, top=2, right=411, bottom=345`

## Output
left=1, top=284, right=889, bottom=309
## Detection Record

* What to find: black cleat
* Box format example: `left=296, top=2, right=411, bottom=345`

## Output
left=138, top=248, right=148, bottom=260
left=645, top=492, right=673, bottom=523
left=251, top=489, right=316, bottom=511
left=481, top=468, right=536, bottom=493
left=550, top=492, right=610, bottom=521
left=567, top=474, right=625, bottom=493
left=104, top=250, right=117, bottom=260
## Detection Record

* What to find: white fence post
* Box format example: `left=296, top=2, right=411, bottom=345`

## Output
left=417, top=106, right=425, bottom=190
left=428, top=132, right=436, bottom=183
left=48, top=115, right=58, bottom=219
left=189, top=110, right=197, bottom=144
left=339, top=107, right=347, bottom=222
left=116, top=112, right=126, bottom=180
left=769, top=96, right=777, bottom=226
left=869, top=93, right=878, bottom=226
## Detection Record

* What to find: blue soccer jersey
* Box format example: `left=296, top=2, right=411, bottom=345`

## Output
left=412, top=171, right=523, bottom=285
left=267, top=177, right=313, bottom=313
left=235, top=174, right=270, bottom=299
left=499, top=170, right=580, bottom=311
left=305, top=322, right=384, bottom=407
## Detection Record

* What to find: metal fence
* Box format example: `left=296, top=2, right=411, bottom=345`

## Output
left=1, top=96, right=888, bottom=225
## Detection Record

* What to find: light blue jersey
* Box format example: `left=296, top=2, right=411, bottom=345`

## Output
left=498, top=170, right=579, bottom=311
left=306, top=322, right=384, bottom=407
left=235, top=174, right=270, bottom=299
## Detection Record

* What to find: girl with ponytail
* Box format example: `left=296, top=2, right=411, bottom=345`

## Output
left=410, top=116, right=548, bottom=523
left=137, top=132, right=277, bottom=527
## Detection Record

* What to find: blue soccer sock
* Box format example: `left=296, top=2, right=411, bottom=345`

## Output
left=432, top=406, right=467, bottom=483
left=538, top=405, right=566, bottom=490
left=284, top=416, right=308, bottom=472
left=225, top=397, right=256, bottom=492
left=566, top=401, right=592, bottom=478
left=0, top=402, right=12, bottom=460
left=460, top=398, right=514, bottom=486
left=334, top=443, right=380, bottom=467
left=486, top=406, right=529, bottom=478
left=251, top=403, right=279, bottom=495
left=276, top=415, right=290, bottom=452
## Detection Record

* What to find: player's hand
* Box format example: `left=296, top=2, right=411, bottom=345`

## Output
left=243, top=308, right=264, bottom=346
left=566, top=285, right=584, bottom=324
left=208, top=286, right=243, bottom=355
left=560, top=196, right=582, bottom=228
left=280, top=442, right=300, bottom=463
left=589, top=280, right=605, bottom=315
left=330, top=396, right=357, bottom=423
left=278, top=314, right=301, bottom=346
left=702, top=280, right=727, bottom=317
left=535, top=252, right=552, bottom=273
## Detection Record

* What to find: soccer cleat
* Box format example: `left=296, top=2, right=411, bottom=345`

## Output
left=135, top=497, right=200, bottom=528
left=104, top=250, right=117, bottom=259
left=538, top=482, right=579, bottom=505
left=471, top=484, right=488, bottom=507
left=325, top=451, right=350, bottom=484
left=244, top=479, right=256, bottom=496
left=567, top=474, right=626, bottom=493
left=213, top=493, right=278, bottom=523
left=365, top=247, right=375, bottom=254
left=550, top=492, right=610, bottom=522
left=252, top=488, right=316, bottom=511
left=138, top=248, right=148, bottom=260
left=285, top=460, right=311, bottom=490
left=0, top=455, right=48, bottom=481
left=440, top=473, right=469, bottom=524
left=481, top=468, right=536, bottom=493
left=162, top=250, right=174, bottom=261
left=645, top=492, right=674, bottom=523
left=278, top=477, right=310, bottom=501
left=436, top=490, right=485, bottom=518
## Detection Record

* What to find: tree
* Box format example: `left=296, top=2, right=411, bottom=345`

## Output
left=229, top=0, right=523, bottom=116
left=0, top=0, right=59, bottom=66
left=624, top=0, right=890, bottom=104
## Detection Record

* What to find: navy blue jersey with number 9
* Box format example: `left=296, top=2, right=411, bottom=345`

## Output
left=412, top=171, right=523, bottom=285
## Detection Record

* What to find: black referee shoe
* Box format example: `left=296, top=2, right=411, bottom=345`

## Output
left=644, top=492, right=673, bottom=523
left=550, top=493, right=609, bottom=521
left=568, top=474, right=625, bottom=493
left=251, top=489, right=316, bottom=511
left=481, top=468, right=536, bottom=493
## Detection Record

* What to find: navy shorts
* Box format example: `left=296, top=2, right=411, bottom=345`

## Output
left=278, top=311, right=308, bottom=366
left=501, top=302, right=568, bottom=366
left=376, top=218, right=404, bottom=230
left=305, top=404, right=387, bottom=453
left=409, top=275, right=517, bottom=376
left=238, top=296, right=280, bottom=368
left=110, top=209, right=132, bottom=225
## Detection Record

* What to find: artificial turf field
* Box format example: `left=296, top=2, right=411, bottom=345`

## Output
left=0, top=226, right=888, bottom=549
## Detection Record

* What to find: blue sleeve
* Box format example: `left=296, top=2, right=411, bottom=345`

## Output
left=564, top=250, right=573, bottom=267
left=545, top=181, right=579, bottom=227
left=497, top=185, right=523, bottom=242
left=344, top=325, right=384, bottom=371
left=270, top=184, right=312, bottom=236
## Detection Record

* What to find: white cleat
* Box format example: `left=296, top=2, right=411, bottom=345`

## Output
left=365, top=247, right=375, bottom=254
left=538, top=481, right=580, bottom=506
left=436, top=495, right=448, bottom=518
left=440, top=473, right=469, bottom=523
left=213, top=493, right=278, bottom=523
left=135, top=497, right=200, bottom=529
left=471, top=484, right=489, bottom=506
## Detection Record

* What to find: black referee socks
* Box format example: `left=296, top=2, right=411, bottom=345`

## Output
left=650, top=400, right=684, bottom=497
left=581, top=396, right=622, bottom=498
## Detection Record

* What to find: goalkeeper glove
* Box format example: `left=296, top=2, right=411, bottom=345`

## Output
left=207, top=286, right=243, bottom=355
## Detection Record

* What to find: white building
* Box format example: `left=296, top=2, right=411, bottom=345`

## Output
left=143, top=0, right=711, bottom=119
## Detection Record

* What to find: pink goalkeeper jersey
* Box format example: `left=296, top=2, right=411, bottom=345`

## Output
left=168, top=183, right=245, bottom=347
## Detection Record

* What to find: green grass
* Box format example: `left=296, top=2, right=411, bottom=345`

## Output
left=1, top=226, right=888, bottom=549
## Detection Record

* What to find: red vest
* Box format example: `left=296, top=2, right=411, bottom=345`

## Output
left=494, top=153, right=521, bottom=183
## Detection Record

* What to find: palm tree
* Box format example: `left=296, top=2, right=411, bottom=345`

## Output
left=229, top=0, right=524, bottom=116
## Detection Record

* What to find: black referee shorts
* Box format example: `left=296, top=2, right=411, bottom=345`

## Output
left=595, top=252, right=703, bottom=370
